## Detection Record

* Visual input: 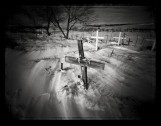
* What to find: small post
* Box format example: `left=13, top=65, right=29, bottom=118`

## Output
left=151, top=40, right=156, bottom=51
left=110, top=49, right=114, bottom=57
left=118, top=32, right=121, bottom=46
left=61, top=63, right=63, bottom=70
left=96, top=30, right=98, bottom=50
left=81, top=66, right=88, bottom=89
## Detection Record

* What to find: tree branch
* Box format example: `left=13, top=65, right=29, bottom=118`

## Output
left=69, top=20, right=78, bottom=30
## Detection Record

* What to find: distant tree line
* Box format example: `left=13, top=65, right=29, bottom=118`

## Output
left=6, top=24, right=155, bottom=34
left=5, top=6, right=96, bottom=39
left=77, top=27, right=155, bottom=32
left=6, top=25, right=47, bottom=33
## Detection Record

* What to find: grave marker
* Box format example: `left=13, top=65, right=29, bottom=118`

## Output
left=65, top=40, right=105, bottom=90
left=61, top=63, right=63, bottom=70
left=144, top=38, right=156, bottom=51
left=113, top=32, right=126, bottom=45
left=91, top=29, right=104, bottom=50
left=127, top=38, right=133, bottom=45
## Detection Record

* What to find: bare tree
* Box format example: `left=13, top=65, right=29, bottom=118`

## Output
left=50, top=6, right=96, bottom=39
left=50, top=6, right=67, bottom=38
left=33, top=6, right=66, bottom=37
left=15, top=6, right=96, bottom=38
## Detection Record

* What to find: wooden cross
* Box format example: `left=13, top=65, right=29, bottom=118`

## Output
left=127, top=38, right=133, bottom=45
left=113, top=32, right=126, bottom=45
left=91, top=29, right=104, bottom=51
left=144, top=38, right=156, bottom=51
left=65, top=40, right=105, bottom=90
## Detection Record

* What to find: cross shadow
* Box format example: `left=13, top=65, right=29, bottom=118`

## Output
left=63, top=67, right=74, bottom=71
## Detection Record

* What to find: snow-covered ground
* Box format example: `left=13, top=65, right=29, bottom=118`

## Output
left=5, top=35, right=156, bottom=120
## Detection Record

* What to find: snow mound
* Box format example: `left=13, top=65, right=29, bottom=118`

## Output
left=113, top=46, right=139, bottom=53
left=83, top=42, right=96, bottom=49
left=48, top=68, right=106, bottom=112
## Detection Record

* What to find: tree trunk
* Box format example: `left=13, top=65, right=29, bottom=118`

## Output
left=66, top=29, right=69, bottom=39
left=51, top=21, right=67, bottom=39
left=65, top=8, right=71, bottom=39
left=65, top=18, right=70, bottom=39
left=33, top=18, right=37, bottom=39
left=58, top=25, right=67, bottom=39
left=60, top=28, right=67, bottom=39
left=46, top=29, right=50, bottom=36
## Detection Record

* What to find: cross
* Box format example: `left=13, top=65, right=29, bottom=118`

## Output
left=65, top=40, right=105, bottom=90
left=126, top=38, right=133, bottom=45
left=91, top=29, right=104, bottom=50
left=113, top=32, right=126, bottom=45
left=144, top=38, right=156, bottom=51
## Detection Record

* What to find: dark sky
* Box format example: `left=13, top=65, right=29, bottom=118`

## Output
left=92, top=6, right=154, bottom=25
left=5, top=6, right=155, bottom=26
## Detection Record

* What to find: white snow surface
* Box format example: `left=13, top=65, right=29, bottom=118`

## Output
left=5, top=39, right=155, bottom=120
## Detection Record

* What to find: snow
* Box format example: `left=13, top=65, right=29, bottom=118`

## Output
left=112, top=46, right=140, bottom=53
left=5, top=35, right=155, bottom=120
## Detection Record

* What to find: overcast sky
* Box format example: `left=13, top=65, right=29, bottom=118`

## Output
left=6, top=6, right=155, bottom=26
left=92, top=6, right=154, bottom=25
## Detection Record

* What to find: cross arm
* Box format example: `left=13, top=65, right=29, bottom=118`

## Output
left=91, top=36, right=104, bottom=39
left=65, top=56, right=105, bottom=70
left=113, top=37, right=126, bottom=39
